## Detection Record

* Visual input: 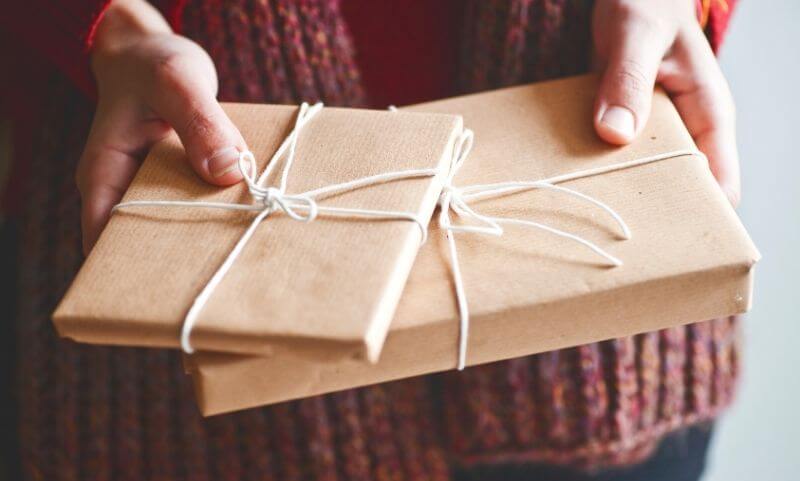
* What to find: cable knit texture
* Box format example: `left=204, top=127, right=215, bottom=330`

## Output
left=14, top=1, right=740, bottom=479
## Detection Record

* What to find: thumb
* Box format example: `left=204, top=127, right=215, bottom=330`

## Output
left=594, top=22, right=671, bottom=145
left=148, top=58, right=247, bottom=185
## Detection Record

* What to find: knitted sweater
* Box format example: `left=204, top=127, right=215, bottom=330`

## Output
left=5, top=1, right=739, bottom=480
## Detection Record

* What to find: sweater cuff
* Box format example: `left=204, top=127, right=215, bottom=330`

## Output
left=697, top=0, right=738, bottom=53
left=2, top=1, right=113, bottom=97
left=1, top=1, right=187, bottom=99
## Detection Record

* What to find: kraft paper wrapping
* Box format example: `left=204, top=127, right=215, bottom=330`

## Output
left=54, top=105, right=464, bottom=362
left=187, top=75, right=760, bottom=416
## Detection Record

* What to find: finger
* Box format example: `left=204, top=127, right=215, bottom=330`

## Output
left=77, top=144, right=141, bottom=255
left=147, top=52, right=247, bottom=185
left=660, top=29, right=740, bottom=206
left=595, top=10, right=674, bottom=145
left=696, top=126, right=740, bottom=207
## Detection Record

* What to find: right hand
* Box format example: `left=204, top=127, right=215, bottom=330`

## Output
left=591, top=0, right=740, bottom=206
left=77, top=0, right=247, bottom=254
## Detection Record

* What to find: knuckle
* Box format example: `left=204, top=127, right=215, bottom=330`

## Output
left=612, top=60, right=652, bottom=96
left=182, top=106, right=217, bottom=142
left=150, top=51, right=191, bottom=92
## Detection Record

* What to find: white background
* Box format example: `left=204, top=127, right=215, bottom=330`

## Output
left=705, top=1, right=800, bottom=479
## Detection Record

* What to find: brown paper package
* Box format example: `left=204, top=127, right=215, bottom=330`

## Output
left=53, top=105, right=464, bottom=362
left=187, top=75, right=760, bottom=416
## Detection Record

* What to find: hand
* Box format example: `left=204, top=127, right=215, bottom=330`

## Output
left=77, top=0, right=247, bottom=254
left=592, top=0, right=740, bottom=206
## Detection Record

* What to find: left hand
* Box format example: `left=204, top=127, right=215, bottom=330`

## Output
left=77, top=0, right=247, bottom=254
left=592, top=0, right=740, bottom=206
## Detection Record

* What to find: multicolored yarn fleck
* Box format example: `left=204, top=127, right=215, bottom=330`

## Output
left=439, top=318, right=740, bottom=469
left=13, top=1, right=740, bottom=480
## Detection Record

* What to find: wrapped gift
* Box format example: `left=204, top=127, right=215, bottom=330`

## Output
left=54, top=103, right=464, bottom=362
left=186, top=75, right=759, bottom=416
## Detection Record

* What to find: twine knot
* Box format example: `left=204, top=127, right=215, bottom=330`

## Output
left=237, top=150, right=318, bottom=222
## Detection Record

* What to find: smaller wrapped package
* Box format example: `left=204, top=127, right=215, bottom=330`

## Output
left=187, top=75, right=759, bottom=416
left=54, top=104, right=464, bottom=362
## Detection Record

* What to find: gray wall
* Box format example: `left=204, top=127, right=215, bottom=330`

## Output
left=706, top=1, right=800, bottom=480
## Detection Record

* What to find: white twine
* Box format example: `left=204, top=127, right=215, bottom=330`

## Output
left=438, top=128, right=704, bottom=370
left=113, top=102, right=442, bottom=353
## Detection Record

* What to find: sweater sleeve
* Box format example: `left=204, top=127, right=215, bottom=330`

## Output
left=0, top=1, right=113, bottom=96
left=697, top=0, right=739, bottom=53
left=0, top=0, right=185, bottom=217
left=0, top=0, right=187, bottom=97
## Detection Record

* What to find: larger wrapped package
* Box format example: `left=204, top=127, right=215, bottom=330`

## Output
left=187, top=75, right=759, bottom=416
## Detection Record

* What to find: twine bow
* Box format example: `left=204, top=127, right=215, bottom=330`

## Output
left=437, top=128, right=703, bottom=370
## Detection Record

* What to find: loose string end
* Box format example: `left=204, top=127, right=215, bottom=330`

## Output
left=585, top=242, right=623, bottom=267
left=412, top=214, right=429, bottom=245
left=180, top=328, right=195, bottom=354
left=619, top=222, right=632, bottom=241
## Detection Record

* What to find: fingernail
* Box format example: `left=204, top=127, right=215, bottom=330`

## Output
left=208, top=147, right=242, bottom=178
left=600, top=105, right=636, bottom=140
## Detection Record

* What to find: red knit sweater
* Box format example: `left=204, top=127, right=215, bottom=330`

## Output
left=1, top=1, right=740, bottom=479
